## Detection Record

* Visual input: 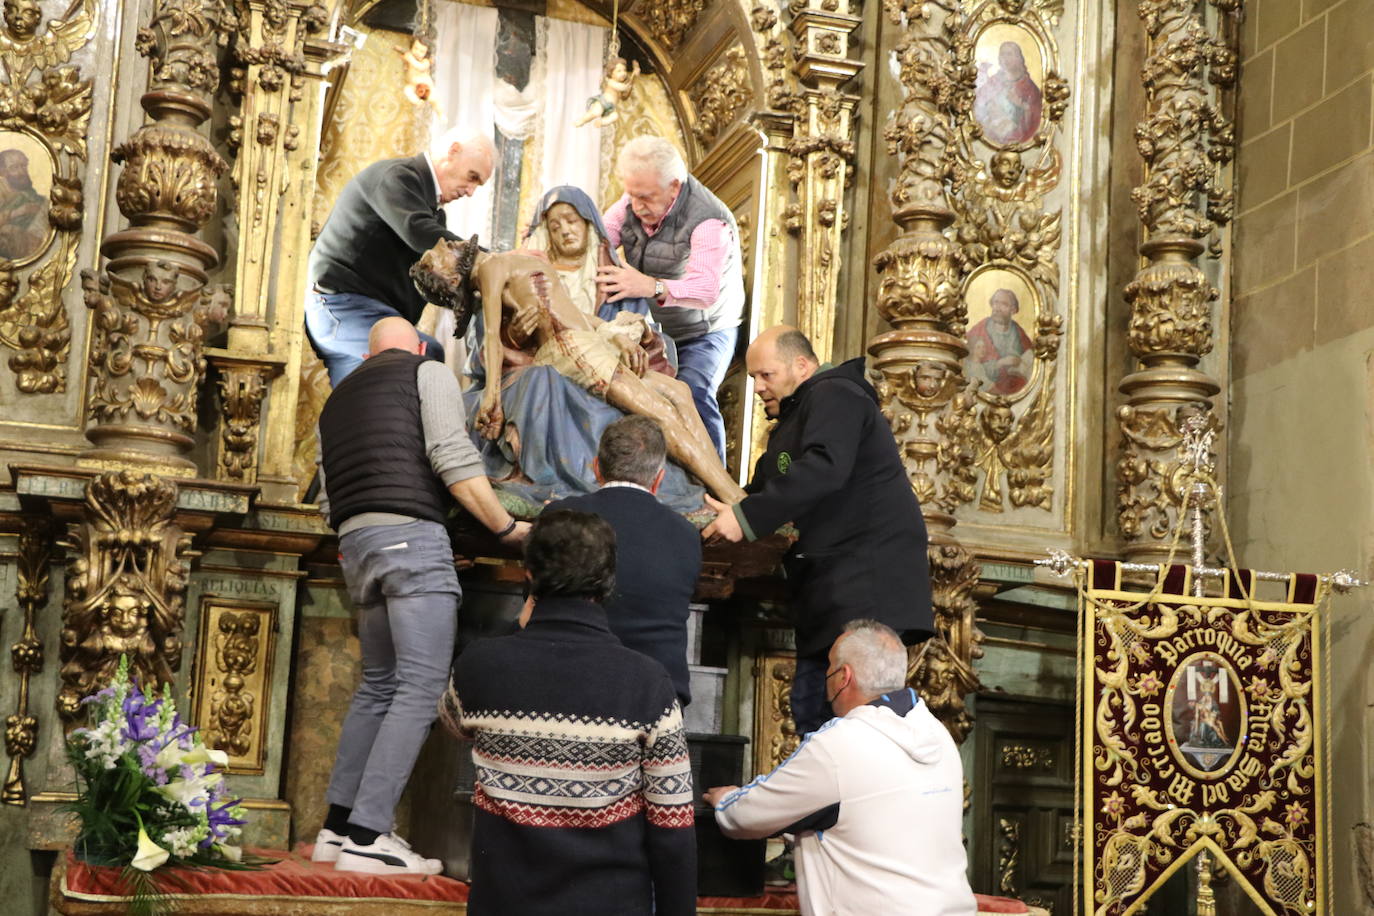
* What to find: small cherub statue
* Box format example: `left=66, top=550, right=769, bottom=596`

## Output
left=573, top=57, right=640, bottom=129
left=399, top=35, right=436, bottom=107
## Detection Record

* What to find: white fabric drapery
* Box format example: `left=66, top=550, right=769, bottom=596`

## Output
left=433, top=2, right=500, bottom=244
left=537, top=18, right=606, bottom=208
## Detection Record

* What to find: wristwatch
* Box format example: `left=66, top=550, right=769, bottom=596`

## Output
left=653, top=279, right=665, bottom=300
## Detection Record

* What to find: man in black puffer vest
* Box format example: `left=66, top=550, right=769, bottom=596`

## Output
left=703, top=326, right=934, bottom=737
left=310, top=317, right=530, bottom=876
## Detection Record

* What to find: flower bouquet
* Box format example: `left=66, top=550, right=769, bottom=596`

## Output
left=66, top=656, right=254, bottom=915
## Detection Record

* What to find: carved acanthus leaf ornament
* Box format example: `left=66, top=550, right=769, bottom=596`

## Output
left=689, top=46, right=753, bottom=148
left=639, top=0, right=707, bottom=51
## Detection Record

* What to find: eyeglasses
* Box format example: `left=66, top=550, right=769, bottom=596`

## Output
left=824, top=667, right=845, bottom=681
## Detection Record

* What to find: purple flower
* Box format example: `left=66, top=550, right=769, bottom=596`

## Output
left=82, top=686, right=116, bottom=706
left=120, top=692, right=162, bottom=744
left=206, top=797, right=246, bottom=841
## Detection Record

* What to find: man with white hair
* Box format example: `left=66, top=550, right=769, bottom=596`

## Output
left=597, top=136, right=744, bottom=460
left=704, top=620, right=976, bottom=916
left=306, top=128, right=496, bottom=386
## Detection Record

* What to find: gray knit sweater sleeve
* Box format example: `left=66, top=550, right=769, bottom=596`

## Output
left=417, top=360, right=486, bottom=487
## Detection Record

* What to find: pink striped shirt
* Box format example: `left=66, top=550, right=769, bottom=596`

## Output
left=603, top=194, right=732, bottom=311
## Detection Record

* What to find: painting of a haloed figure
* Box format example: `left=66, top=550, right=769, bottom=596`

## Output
left=1168, top=654, right=1244, bottom=774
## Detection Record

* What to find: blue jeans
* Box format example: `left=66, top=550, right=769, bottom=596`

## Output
left=305, top=290, right=445, bottom=388
left=674, top=327, right=737, bottom=461
left=326, top=520, right=461, bottom=833
left=790, top=653, right=833, bottom=737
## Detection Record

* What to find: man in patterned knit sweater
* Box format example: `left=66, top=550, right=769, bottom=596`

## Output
left=442, top=510, right=697, bottom=915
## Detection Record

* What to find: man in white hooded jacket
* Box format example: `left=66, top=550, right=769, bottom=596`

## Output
left=704, top=619, right=975, bottom=915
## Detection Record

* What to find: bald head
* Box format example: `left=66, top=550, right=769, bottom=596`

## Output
left=366, top=317, right=423, bottom=357
left=746, top=326, right=819, bottom=419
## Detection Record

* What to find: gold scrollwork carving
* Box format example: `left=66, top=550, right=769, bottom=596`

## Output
left=688, top=46, right=753, bottom=149
left=1116, top=404, right=1218, bottom=543
left=193, top=599, right=276, bottom=773
left=112, top=126, right=225, bottom=228
left=136, top=0, right=222, bottom=94
left=4, top=517, right=55, bottom=805
left=914, top=543, right=984, bottom=743
left=1001, top=743, right=1055, bottom=771
left=58, top=471, right=192, bottom=721
left=81, top=0, right=231, bottom=470
left=752, top=655, right=800, bottom=775
left=998, top=816, right=1021, bottom=894
left=215, top=362, right=272, bottom=483
left=637, top=0, right=707, bottom=51
left=83, top=263, right=230, bottom=437
left=0, top=0, right=94, bottom=394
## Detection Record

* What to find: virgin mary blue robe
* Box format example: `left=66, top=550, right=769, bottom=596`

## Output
left=461, top=186, right=706, bottom=514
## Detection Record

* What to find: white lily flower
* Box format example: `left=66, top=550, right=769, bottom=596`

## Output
left=131, top=827, right=169, bottom=871
left=156, top=774, right=212, bottom=811
left=180, top=746, right=230, bottom=768
left=219, top=844, right=243, bottom=863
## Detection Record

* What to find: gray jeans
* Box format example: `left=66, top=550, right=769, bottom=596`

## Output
left=326, top=519, right=460, bottom=833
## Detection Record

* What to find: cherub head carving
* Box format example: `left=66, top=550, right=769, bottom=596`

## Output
left=3, top=0, right=41, bottom=41
left=141, top=260, right=180, bottom=303
left=989, top=150, right=1024, bottom=189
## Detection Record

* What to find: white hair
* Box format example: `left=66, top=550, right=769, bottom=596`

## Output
left=616, top=136, right=687, bottom=188
left=836, top=619, right=908, bottom=696
left=429, top=126, right=496, bottom=164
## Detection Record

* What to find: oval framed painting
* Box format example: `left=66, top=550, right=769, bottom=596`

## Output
left=0, top=130, right=55, bottom=265
left=972, top=22, right=1047, bottom=149
left=963, top=263, right=1040, bottom=403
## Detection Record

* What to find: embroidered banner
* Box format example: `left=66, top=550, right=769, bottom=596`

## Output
left=1079, top=560, right=1329, bottom=915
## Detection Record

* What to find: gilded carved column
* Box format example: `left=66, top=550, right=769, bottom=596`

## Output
left=78, top=0, right=229, bottom=474
left=218, top=3, right=342, bottom=502
left=867, top=0, right=983, bottom=742
left=1115, top=0, right=1237, bottom=560
left=786, top=0, right=861, bottom=364
left=4, top=518, right=54, bottom=804
left=207, top=0, right=332, bottom=495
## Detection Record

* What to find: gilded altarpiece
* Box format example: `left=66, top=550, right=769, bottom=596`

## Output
left=1079, top=561, right=1330, bottom=915
left=936, top=0, right=1112, bottom=558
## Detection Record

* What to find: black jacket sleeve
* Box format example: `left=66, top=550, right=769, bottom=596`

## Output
left=365, top=161, right=459, bottom=253
left=737, top=379, right=869, bottom=539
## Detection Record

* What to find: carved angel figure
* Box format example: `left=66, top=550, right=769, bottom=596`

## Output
left=573, top=57, right=640, bottom=129
left=1, top=0, right=96, bottom=79
left=398, top=36, right=437, bottom=107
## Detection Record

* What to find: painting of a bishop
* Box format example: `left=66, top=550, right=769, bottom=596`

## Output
left=968, top=288, right=1033, bottom=396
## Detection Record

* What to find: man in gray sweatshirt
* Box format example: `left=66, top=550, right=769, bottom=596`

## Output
left=311, top=317, right=529, bottom=874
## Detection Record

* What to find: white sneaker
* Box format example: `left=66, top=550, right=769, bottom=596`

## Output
left=335, top=833, right=443, bottom=876
left=310, top=827, right=346, bottom=863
